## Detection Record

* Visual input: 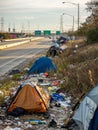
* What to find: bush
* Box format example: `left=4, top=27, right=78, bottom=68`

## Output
left=87, top=27, right=98, bottom=44
left=0, top=33, right=11, bottom=39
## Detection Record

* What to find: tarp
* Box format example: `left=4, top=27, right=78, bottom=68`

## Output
left=88, top=107, right=98, bottom=130
left=57, top=36, right=67, bottom=44
left=72, top=85, right=98, bottom=130
left=7, top=82, right=50, bottom=114
left=28, top=56, right=56, bottom=74
left=46, top=45, right=62, bottom=57
left=73, top=96, right=97, bottom=130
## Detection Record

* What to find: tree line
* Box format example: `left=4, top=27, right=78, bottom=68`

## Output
left=78, top=0, right=98, bottom=43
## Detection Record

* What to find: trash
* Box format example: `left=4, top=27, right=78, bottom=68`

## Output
left=39, top=82, right=51, bottom=87
left=0, top=120, right=3, bottom=125
left=48, top=86, right=58, bottom=94
left=13, top=128, right=21, bottom=130
left=57, top=101, right=71, bottom=109
left=8, top=69, right=20, bottom=75
left=0, top=115, right=6, bottom=120
left=43, top=72, right=49, bottom=77
left=60, top=45, right=67, bottom=50
left=52, top=81, right=59, bottom=86
left=51, top=92, right=65, bottom=101
left=59, top=93, right=66, bottom=98
left=55, top=102, right=61, bottom=107
left=7, top=107, right=26, bottom=117
left=0, top=90, right=4, bottom=96
left=46, top=45, right=62, bottom=57
left=17, top=121, right=22, bottom=127
left=3, top=126, right=13, bottom=130
left=48, top=119, right=57, bottom=128
left=0, top=64, right=74, bottom=130
left=38, top=79, right=44, bottom=83
left=26, top=124, right=33, bottom=129
left=28, top=119, right=46, bottom=125
left=24, top=67, right=29, bottom=71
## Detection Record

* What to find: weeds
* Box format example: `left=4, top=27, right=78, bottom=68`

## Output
left=53, top=40, right=98, bottom=98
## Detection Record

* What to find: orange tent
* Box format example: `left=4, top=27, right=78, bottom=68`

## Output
left=7, top=82, right=50, bottom=113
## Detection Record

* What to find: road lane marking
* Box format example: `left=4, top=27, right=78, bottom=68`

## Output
left=0, top=49, right=42, bottom=68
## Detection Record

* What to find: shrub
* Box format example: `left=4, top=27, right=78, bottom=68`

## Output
left=86, top=27, right=98, bottom=44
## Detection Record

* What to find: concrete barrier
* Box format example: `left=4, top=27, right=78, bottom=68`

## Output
left=0, top=37, right=43, bottom=50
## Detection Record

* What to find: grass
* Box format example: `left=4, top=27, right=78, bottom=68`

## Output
left=53, top=40, right=98, bottom=98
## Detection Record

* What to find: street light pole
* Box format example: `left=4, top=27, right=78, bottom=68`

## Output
left=60, top=14, right=64, bottom=33
left=63, top=13, right=74, bottom=32
left=72, top=15, right=74, bottom=32
left=77, top=3, right=79, bottom=30
left=62, top=2, right=80, bottom=30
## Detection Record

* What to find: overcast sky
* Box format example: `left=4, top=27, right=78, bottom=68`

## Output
left=0, top=0, right=91, bottom=32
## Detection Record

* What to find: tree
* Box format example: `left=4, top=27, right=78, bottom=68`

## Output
left=86, top=0, right=98, bottom=27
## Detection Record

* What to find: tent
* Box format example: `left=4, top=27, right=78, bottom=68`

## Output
left=46, top=45, right=62, bottom=57
left=57, top=36, right=67, bottom=45
left=72, top=85, right=98, bottom=130
left=28, top=56, right=56, bottom=74
left=7, top=82, right=50, bottom=115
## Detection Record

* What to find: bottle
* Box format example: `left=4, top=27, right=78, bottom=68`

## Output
left=29, top=119, right=46, bottom=125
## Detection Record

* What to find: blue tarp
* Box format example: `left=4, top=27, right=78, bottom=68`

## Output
left=57, top=36, right=67, bottom=44
left=28, top=57, right=56, bottom=74
left=88, top=107, right=98, bottom=130
left=51, top=92, right=64, bottom=101
left=73, top=85, right=98, bottom=130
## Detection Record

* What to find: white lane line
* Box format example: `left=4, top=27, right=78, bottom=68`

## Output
left=0, top=49, right=42, bottom=68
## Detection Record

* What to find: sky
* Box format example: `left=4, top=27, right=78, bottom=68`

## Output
left=0, top=0, right=91, bottom=32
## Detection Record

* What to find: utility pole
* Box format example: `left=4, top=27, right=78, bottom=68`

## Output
left=28, top=21, right=30, bottom=34
left=8, top=23, right=11, bottom=33
left=21, top=23, right=24, bottom=33
left=0, top=17, right=4, bottom=32
left=13, top=23, right=15, bottom=33
left=60, top=14, right=64, bottom=33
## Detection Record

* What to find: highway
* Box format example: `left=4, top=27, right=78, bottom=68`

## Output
left=0, top=37, right=52, bottom=77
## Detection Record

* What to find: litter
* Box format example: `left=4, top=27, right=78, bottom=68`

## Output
left=48, top=119, right=57, bottom=128
left=51, top=92, right=65, bottom=101
left=3, top=126, right=13, bottom=130
left=57, top=101, right=71, bottom=109
left=0, top=58, right=73, bottom=130
left=27, top=119, right=46, bottom=125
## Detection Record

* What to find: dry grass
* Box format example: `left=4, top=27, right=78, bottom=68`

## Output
left=53, top=40, right=98, bottom=98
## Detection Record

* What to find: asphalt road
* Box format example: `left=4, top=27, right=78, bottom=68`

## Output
left=0, top=37, right=52, bottom=77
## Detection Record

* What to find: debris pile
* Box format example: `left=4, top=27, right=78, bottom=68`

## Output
left=0, top=72, right=73, bottom=130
